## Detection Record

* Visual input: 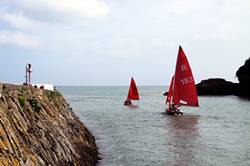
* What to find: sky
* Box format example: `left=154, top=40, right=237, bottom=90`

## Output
left=0, top=0, right=249, bottom=86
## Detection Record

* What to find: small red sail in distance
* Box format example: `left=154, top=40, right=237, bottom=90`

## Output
left=167, top=46, right=199, bottom=107
left=127, top=77, right=139, bottom=100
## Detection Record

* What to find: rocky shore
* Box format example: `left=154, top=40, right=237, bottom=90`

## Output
left=0, top=83, right=99, bottom=165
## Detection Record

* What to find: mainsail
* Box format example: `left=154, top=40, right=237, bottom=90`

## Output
left=167, top=46, right=199, bottom=108
left=127, top=77, right=139, bottom=100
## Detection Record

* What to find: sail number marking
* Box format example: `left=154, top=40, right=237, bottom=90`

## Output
left=181, top=65, right=188, bottom=72
left=180, top=76, right=193, bottom=85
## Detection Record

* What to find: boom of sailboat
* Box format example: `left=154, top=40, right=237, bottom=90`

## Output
left=124, top=46, right=199, bottom=116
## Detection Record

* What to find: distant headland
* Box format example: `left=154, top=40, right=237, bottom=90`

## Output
left=164, top=57, right=250, bottom=97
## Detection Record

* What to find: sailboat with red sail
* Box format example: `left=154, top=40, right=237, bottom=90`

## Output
left=124, top=77, right=139, bottom=105
left=166, top=46, right=199, bottom=115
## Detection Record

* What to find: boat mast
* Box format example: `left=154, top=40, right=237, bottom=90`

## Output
left=169, top=46, right=180, bottom=107
left=169, top=75, right=175, bottom=107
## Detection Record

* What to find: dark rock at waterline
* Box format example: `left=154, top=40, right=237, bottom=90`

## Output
left=163, top=78, right=239, bottom=96
left=196, top=78, right=239, bottom=96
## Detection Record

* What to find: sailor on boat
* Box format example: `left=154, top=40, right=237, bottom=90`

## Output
left=124, top=99, right=132, bottom=105
left=173, top=104, right=183, bottom=115
left=166, top=103, right=183, bottom=115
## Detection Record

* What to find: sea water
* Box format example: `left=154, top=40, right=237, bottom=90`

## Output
left=58, top=86, right=250, bottom=166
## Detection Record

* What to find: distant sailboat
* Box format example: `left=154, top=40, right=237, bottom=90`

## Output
left=166, top=46, right=199, bottom=115
left=124, top=77, right=139, bottom=105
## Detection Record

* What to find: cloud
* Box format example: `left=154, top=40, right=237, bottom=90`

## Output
left=15, top=0, right=110, bottom=18
left=0, top=0, right=110, bottom=49
left=193, top=31, right=236, bottom=41
left=0, top=30, right=40, bottom=48
left=47, top=0, right=110, bottom=18
left=0, top=11, right=44, bottom=30
left=159, top=0, right=250, bottom=19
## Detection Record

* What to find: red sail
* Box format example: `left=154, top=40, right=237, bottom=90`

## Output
left=127, top=77, right=139, bottom=100
left=172, top=46, right=199, bottom=106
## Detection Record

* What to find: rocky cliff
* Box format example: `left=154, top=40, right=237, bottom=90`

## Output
left=0, top=83, right=99, bottom=165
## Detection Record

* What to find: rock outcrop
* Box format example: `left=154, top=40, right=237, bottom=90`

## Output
left=163, top=78, right=239, bottom=96
left=236, top=58, right=250, bottom=97
left=196, top=78, right=239, bottom=96
left=0, top=83, right=99, bottom=165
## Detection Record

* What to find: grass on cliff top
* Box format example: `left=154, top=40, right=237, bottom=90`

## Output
left=17, top=88, right=61, bottom=113
left=45, top=90, right=61, bottom=100
left=19, top=97, right=41, bottom=113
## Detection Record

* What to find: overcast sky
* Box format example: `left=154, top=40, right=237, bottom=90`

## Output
left=0, top=0, right=249, bottom=85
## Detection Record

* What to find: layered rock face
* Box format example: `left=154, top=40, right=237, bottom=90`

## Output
left=0, top=83, right=98, bottom=165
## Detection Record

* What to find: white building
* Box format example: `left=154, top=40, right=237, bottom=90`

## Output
left=32, top=84, right=55, bottom=91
